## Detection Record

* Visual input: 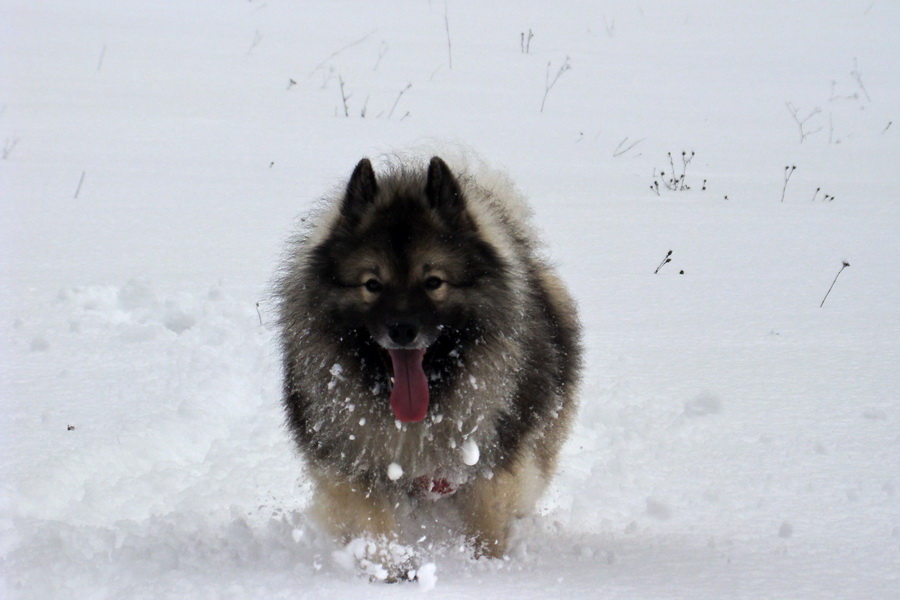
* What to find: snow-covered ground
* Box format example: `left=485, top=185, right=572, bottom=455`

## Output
left=2, top=1, right=899, bottom=597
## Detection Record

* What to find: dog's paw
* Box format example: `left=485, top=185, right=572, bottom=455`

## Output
left=333, top=537, right=419, bottom=583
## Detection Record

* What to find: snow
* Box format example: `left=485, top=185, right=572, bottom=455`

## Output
left=387, top=463, right=404, bottom=481
left=460, top=438, right=480, bottom=467
left=2, top=0, right=899, bottom=598
left=416, top=562, right=439, bottom=592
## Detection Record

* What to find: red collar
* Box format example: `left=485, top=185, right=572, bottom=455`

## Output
left=412, top=475, right=457, bottom=500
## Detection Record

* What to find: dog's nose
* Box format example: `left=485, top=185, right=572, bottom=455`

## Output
left=388, top=321, right=420, bottom=346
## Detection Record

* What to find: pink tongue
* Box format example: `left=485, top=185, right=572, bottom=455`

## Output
left=388, top=348, right=429, bottom=422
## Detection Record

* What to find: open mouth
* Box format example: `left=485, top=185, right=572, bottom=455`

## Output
left=386, top=348, right=430, bottom=423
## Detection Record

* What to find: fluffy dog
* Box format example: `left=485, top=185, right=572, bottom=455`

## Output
left=275, top=153, right=582, bottom=570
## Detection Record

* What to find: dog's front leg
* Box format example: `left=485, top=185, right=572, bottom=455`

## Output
left=310, top=474, right=419, bottom=581
left=457, top=469, right=523, bottom=558
left=310, top=474, right=396, bottom=541
left=458, top=454, right=548, bottom=559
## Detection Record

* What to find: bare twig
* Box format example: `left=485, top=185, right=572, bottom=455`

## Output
left=520, top=29, right=534, bottom=53
left=540, top=56, right=571, bottom=113
left=373, top=42, right=389, bottom=70
left=2, top=137, right=19, bottom=160
left=660, top=151, right=694, bottom=191
left=786, top=102, right=822, bottom=143
left=444, top=1, right=452, bottom=69
left=360, top=96, right=369, bottom=118
left=612, top=136, right=644, bottom=157
left=97, top=45, right=107, bottom=71
left=820, top=262, right=850, bottom=307
left=74, top=170, right=86, bottom=199
left=780, top=165, right=796, bottom=202
left=309, top=29, right=377, bottom=77
left=338, top=76, right=350, bottom=117
left=247, top=30, right=262, bottom=55
left=654, top=250, right=673, bottom=274
left=829, top=80, right=857, bottom=102
left=850, top=58, right=871, bottom=102
left=318, top=66, right=336, bottom=90
left=603, top=15, right=615, bottom=37
left=388, top=83, right=412, bottom=119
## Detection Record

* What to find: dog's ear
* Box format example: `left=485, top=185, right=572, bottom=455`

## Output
left=425, top=156, right=465, bottom=219
left=342, top=158, right=378, bottom=223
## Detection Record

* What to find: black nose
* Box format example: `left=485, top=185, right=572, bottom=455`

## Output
left=388, top=320, right=420, bottom=346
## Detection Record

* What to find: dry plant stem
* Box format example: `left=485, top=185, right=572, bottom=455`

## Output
left=388, top=83, right=412, bottom=119
left=661, top=151, right=693, bottom=191
left=74, top=171, right=86, bottom=199
left=851, top=58, right=871, bottom=102
left=820, top=262, right=850, bottom=307
left=2, top=137, right=20, bottom=159
left=655, top=250, right=673, bottom=274
left=520, top=29, right=534, bottom=53
left=97, top=45, right=107, bottom=71
left=338, top=76, right=350, bottom=117
left=613, top=137, right=644, bottom=157
left=786, top=102, right=822, bottom=143
left=360, top=96, right=369, bottom=118
left=444, top=1, right=452, bottom=69
left=781, top=165, right=796, bottom=202
left=309, top=30, right=376, bottom=77
left=540, top=57, right=571, bottom=113
left=603, top=15, right=615, bottom=37
left=247, top=30, right=262, bottom=55
left=373, top=42, right=388, bottom=70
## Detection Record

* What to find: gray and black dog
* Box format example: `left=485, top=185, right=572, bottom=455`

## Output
left=275, top=153, right=582, bottom=566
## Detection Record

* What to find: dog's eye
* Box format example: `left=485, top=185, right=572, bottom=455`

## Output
left=364, top=279, right=382, bottom=293
left=424, top=276, right=444, bottom=291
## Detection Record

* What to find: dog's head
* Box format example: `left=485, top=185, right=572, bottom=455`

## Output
left=310, top=157, right=506, bottom=422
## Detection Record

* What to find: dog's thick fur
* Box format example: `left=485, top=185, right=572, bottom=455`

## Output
left=275, top=153, right=582, bottom=562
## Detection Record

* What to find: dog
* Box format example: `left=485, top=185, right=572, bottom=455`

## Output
left=275, top=153, right=582, bottom=573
